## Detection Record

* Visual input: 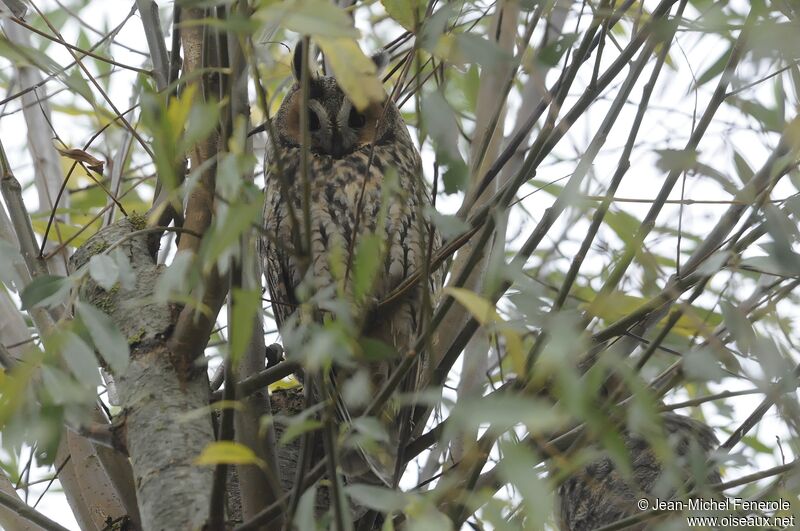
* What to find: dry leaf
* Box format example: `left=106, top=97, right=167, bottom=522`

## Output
left=57, top=147, right=105, bottom=174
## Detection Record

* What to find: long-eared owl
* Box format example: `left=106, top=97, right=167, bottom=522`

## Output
left=260, top=43, right=441, bottom=485
left=558, top=412, right=721, bottom=530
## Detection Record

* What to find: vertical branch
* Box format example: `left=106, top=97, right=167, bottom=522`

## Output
left=168, top=5, right=228, bottom=362
left=135, top=0, right=171, bottom=92
left=0, top=141, right=58, bottom=331
left=175, top=6, right=218, bottom=255
left=228, top=2, right=284, bottom=524
left=444, top=0, right=523, bottom=464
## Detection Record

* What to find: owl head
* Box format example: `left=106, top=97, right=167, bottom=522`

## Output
left=273, top=44, right=400, bottom=158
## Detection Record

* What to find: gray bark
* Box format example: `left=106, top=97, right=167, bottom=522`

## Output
left=71, top=218, right=215, bottom=530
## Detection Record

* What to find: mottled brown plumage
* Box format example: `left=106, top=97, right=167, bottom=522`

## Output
left=260, top=46, right=441, bottom=486
left=558, top=412, right=721, bottom=531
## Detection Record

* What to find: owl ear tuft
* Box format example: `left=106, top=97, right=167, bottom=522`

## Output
left=292, top=41, right=319, bottom=81
left=371, top=51, right=390, bottom=76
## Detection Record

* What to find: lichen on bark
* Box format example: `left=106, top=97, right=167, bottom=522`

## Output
left=70, top=216, right=216, bottom=530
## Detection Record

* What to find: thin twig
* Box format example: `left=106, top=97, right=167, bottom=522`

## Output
left=0, top=489, right=71, bottom=531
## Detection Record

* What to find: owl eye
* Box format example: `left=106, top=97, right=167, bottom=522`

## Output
left=307, top=109, right=320, bottom=131
left=348, top=107, right=366, bottom=128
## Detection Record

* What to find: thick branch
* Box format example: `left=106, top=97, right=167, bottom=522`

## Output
left=71, top=218, right=215, bottom=530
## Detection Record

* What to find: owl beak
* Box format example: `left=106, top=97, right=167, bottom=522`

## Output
left=330, top=136, right=347, bottom=158
left=331, top=135, right=345, bottom=158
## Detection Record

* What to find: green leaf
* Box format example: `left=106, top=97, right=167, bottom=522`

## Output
left=182, top=99, right=221, bottom=153
left=200, top=202, right=261, bottom=273
left=738, top=255, right=799, bottom=276
left=406, top=507, right=454, bottom=531
left=425, top=207, right=469, bottom=240
left=60, top=332, right=101, bottom=388
left=75, top=301, right=129, bottom=374
left=2, top=0, right=26, bottom=18
left=346, top=484, right=408, bottom=512
left=342, top=370, right=371, bottom=409
left=63, top=69, right=95, bottom=105
left=89, top=255, right=119, bottom=290
left=31, top=220, right=95, bottom=248
left=695, top=253, right=731, bottom=281
left=446, top=287, right=526, bottom=375
left=603, top=209, right=641, bottom=246
left=294, top=483, right=318, bottom=531
left=352, top=233, right=383, bottom=302
left=0, top=35, right=61, bottom=73
left=434, top=33, right=512, bottom=69
left=20, top=275, right=70, bottom=310
left=358, top=337, right=398, bottom=361
left=462, top=64, right=480, bottom=111
left=230, top=288, right=262, bottom=365
left=195, top=441, right=266, bottom=467
left=380, top=0, right=422, bottom=31
left=655, top=148, right=698, bottom=173
left=683, top=346, right=726, bottom=383
left=752, top=336, right=791, bottom=381
left=720, top=300, right=754, bottom=348
left=154, top=251, right=193, bottom=303
left=537, top=33, right=578, bottom=67
left=764, top=205, right=800, bottom=271
left=0, top=239, right=26, bottom=292
left=420, top=90, right=468, bottom=195
left=728, top=95, right=783, bottom=132
left=256, top=0, right=358, bottom=38
left=441, top=157, right=468, bottom=195
left=110, top=248, right=137, bottom=291
left=177, top=12, right=261, bottom=34
left=693, top=46, right=731, bottom=88
left=316, top=37, right=386, bottom=111
left=450, top=394, right=560, bottom=435
left=40, top=366, right=90, bottom=405
left=741, top=435, right=772, bottom=454
left=497, top=443, right=553, bottom=529
left=279, top=418, right=323, bottom=445
left=421, top=91, right=459, bottom=160
left=350, top=416, right=390, bottom=443
left=418, top=4, right=454, bottom=51
left=179, top=0, right=238, bottom=7
left=694, top=162, right=739, bottom=195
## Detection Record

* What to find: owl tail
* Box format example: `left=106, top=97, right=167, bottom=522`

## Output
left=330, top=382, right=396, bottom=488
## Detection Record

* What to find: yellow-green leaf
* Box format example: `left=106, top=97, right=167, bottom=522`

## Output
left=446, top=287, right=525, bottom=374
left=166, top=85, right=197, bottom=145
left=445, top=287, right=500, bottom=325
left=31, top=220, right=97, bottom=248
left=316, top=37, right=385, bottom=110
left=195, top=441, right=265, bottom=467
left=381, top=0, right=422, bottom=31
left=257, top=0, right=358, bottom=39
left=502, top=327, right=525, bottom=378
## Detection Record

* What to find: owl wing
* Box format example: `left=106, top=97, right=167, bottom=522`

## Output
left=263, top=241, right=300, bottom=330
left=260, top=163, right=303, bottom=332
